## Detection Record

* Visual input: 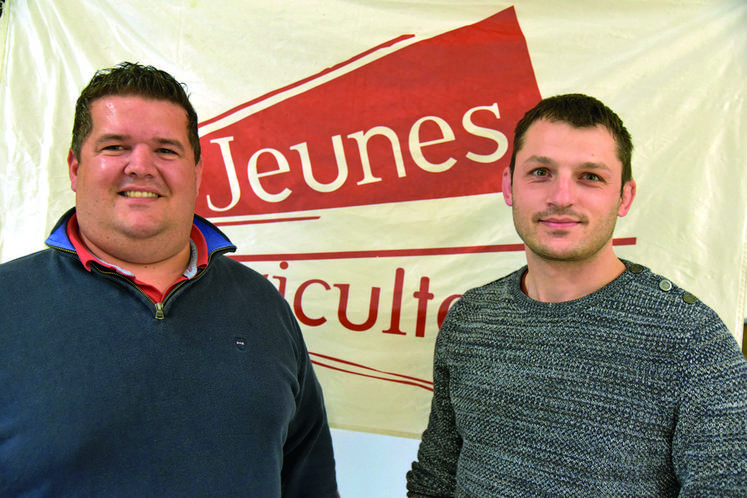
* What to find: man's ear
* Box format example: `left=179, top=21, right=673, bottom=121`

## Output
left=618, top=179, right=636, bottom=217
left=195, top=156, right=204, bottom=192
left=502, top=167, right=513, bottom=207
left=68, top=149, right=79, bottom=192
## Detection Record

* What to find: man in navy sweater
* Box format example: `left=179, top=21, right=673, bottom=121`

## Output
left=0, top=62, right=338, bottom=497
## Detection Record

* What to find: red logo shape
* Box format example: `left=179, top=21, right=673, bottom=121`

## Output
left=197, top=7, right=540, bottom=219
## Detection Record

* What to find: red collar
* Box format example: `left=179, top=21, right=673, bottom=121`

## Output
left=66, top=213, right=209, bottom=303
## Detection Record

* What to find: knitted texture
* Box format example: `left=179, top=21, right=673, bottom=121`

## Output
left=407, top=262, right=747, bottom=497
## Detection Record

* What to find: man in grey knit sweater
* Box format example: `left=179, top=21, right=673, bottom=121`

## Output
left=406, top=94, right=747, bottom=497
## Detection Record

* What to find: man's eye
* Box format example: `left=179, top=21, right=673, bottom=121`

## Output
left=582, top=173, right=602, bottom=182
left=157, top=148, right=178, bottom=155
left=99, top=145, right=127, bottom=154
left=531, top=168, right=549, bottom=177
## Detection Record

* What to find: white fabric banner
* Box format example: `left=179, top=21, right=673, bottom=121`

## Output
left=1, top=0, right=745, bottom=437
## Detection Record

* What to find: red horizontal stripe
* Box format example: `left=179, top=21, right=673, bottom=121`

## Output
left=612, top=237, right=637, bottom=246
left=231, top=237, right=636, bottom=262
left=213, top=215, right=320, bottom=226
left=232, top=243, right=525, bottom=261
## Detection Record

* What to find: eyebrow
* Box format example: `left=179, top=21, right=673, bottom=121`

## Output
left=523, top=155, right=612, bottom=172
left=153, top=138, right=186, bottom=152
left=94, top=134, right=186, bottom=152
left=94, top=133, right=128, bottom=145
left=523, top=155, right=555, bottom=166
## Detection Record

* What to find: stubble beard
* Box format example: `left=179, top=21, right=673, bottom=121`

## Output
left=513, top=207, right=619, bottom=264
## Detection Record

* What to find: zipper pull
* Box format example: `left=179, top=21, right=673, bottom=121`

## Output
left=155, top=302, right=165, bottom=319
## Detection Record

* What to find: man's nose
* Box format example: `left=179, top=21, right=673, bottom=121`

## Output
left=124, top=145, right=157, bottom=176
left=548, top=176, right=574, bottom=207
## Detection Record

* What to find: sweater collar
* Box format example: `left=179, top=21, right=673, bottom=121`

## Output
left=45, top=207, right=237, bottom=260
left=509, top=261, right=639, bottom=314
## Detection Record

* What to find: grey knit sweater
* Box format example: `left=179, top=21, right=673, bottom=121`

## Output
left=407, top=262, right=747, bottom=497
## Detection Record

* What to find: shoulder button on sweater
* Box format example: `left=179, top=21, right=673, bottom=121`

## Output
left=682, top=292, right=698, bottom=304
left=629, top=263, right=644, bottom=274
left=658, top=280, right=673, bottom=292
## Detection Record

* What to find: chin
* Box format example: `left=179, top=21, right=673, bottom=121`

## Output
left=528, top=244, right=593, bottom=263
left=119, top=223, right=165, bottom=240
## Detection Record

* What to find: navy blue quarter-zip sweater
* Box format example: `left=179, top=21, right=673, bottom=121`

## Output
left=0, top=209, right=337, bottom=497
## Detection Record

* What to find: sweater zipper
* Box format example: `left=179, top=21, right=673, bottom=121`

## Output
left=153, top=246, right=228, bottom=320
left=86, top=247, right=228, bottom=320
left=90, top=267, right=172, bottom=320
left=155, top=276, right=194, bottom=320
left=155, top=302, right=165, bottom=320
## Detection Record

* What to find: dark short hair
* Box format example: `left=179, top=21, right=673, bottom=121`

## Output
left=508, top=94, right=633, bottom=189
left=70, top=62, right=200, bottom=163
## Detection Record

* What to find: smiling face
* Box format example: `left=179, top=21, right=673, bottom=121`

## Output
left=502, top=119, right=635, bottom=265
left=68, top=95, right=203, bottom=265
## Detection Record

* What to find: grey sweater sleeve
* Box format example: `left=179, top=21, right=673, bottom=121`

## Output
left=672, top=305, right=747, bottom=495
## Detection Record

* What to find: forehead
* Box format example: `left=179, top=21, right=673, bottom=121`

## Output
left=88, top=95, right=189, bottom=133
left=518, top=119, right=619, bottom=165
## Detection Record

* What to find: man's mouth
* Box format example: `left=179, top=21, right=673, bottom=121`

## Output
left=534, top=209, right=586, bottom=227
left=535, top=214, right=585, bottom=230
left=540, top=218, right=580, bottom=227
left=541, top=217, right=579, bottom=224
left=120, top=191, right=160, bottom=198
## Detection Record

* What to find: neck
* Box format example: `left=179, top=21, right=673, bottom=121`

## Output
left=522, top=248, right=625, bottom=303
left=82, top=234, right=192, bottom=294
